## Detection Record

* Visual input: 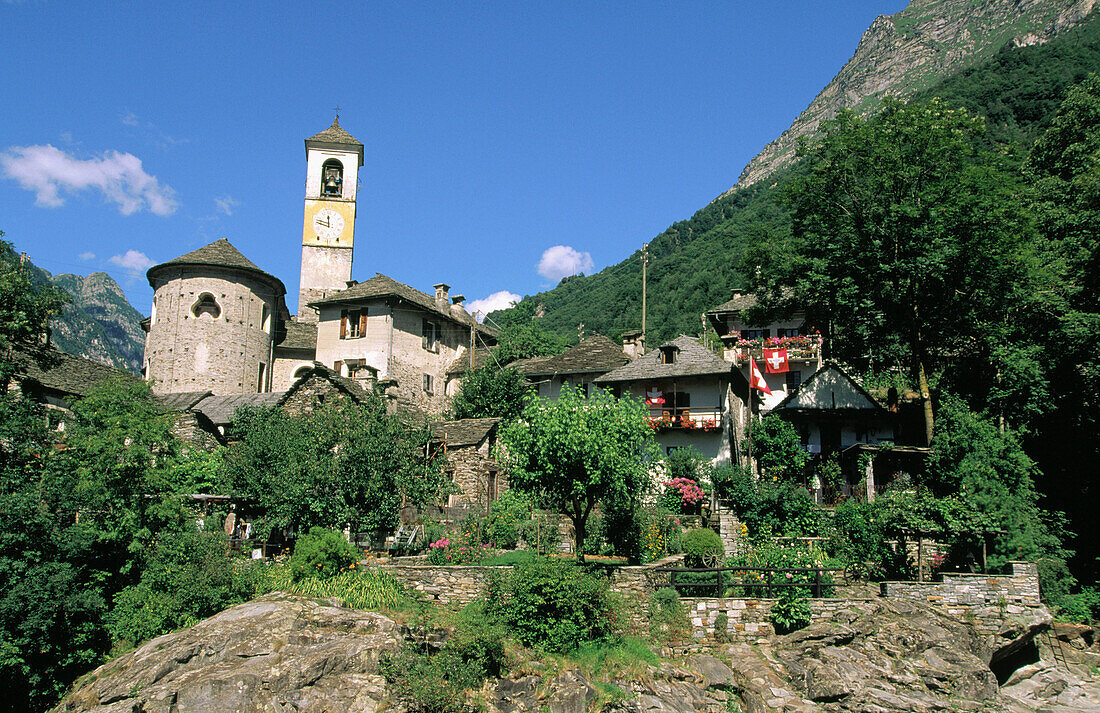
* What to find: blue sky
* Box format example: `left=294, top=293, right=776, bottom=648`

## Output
left=1, top=1, right=907, bottom=318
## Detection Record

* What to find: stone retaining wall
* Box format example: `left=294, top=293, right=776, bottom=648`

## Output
left=382, top=565, right=503, bottom=605
left=881, top=561, right=1040, bottom=608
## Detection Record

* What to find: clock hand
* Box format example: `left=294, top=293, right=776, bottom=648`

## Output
left=316, top=217, right=331, bottom=228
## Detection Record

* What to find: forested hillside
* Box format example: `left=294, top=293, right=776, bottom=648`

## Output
left=488, top=9, right=1100, bottom=346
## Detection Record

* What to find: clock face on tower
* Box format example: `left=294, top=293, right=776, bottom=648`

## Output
left=312, top=208, right=346, bottom=243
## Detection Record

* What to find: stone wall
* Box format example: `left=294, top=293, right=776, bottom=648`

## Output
left=445, top=449, right=509, bottom=510
left=381, top=565, right=503, bottom=606
left=882, top=562, right=1040, bottom=608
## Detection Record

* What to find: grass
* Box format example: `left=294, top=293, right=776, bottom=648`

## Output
left=252, top=563, right=417, bottom=613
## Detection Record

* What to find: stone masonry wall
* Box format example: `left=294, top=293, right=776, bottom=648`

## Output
left=382, top=565, right=502, bottom=606
left=446, top=449, right=509, bottom=510
left=882, top=562, right=1040, bottom=608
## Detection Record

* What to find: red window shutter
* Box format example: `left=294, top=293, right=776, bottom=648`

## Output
left=359, top=311, right=367, bottom=336
left=340, top=310, right=348, bottom=339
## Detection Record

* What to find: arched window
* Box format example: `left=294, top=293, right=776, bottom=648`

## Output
left=293, top=365, right=312, bottom=380
left=191, top=293, right=221, bottom=319
left=321, top=159, right=344, bottom=197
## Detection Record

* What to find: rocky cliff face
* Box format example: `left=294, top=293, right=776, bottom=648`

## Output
left=47, top=271, right=145, bottom=374
left=55, top=593, right=1100, bottom=713
left=729, top=0, right=1098, bottom=191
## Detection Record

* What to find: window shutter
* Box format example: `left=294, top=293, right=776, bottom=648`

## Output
left=359, top=310, right=368, bottom=336
left=334, top=360, right=344, bottom=375
left=422, top=320, right=429, bottom=349
left=340, top=310, right=348, bottom=339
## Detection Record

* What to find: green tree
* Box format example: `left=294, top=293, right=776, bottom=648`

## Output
left=0, top=235, right=68, bottom=386
left=494, top=323, right=571, bottom=365
left=751, top=100, right=1040, bottom=443
left=501, top=386, right=659, bottom=559
left=223, top=393, right=450, bottom=538
left=748, top=414, right=808, bottom=481
left=448, top=365, right=531, bottom=421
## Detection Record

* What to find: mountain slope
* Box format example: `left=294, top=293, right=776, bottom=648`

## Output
left=2, top=242, right=145, bottom=373
left=731, top=0, right=1097, bottom=190
left=489, top=1, right=1100, bottom=345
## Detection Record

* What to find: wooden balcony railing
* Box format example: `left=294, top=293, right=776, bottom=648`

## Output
left=647, top=407, right=722, bottom=431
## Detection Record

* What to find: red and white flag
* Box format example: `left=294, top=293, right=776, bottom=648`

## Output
left=749, top=357, right=772, bottom=395
left=763, top=347, right=789, bottom=374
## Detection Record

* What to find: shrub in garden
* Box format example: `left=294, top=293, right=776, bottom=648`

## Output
left=288, top=527, right=359, bottom=582
left=427, top=534, right=490, bottom=565
left=486, top=557, right=619, bottom=653
left=725, top=540, right=836, bottom=597
left=682, top=528, right=724, bottom=568
left=648, top=587, right=689, bottom=645
left=518, top=511, right=562, bottom=556
left=770, top=589, right=812, bottom=634
left=661, top=477, right=708, bottom=515
left=485, top=489, right=532, bottom=549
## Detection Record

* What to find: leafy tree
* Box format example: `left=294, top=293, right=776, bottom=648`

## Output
left=748, top=414, right=808, bottom=481
left=223, top=393, right=449, bottom=539
left=501, top=386, right=659, bottom=559
left=746, top=100, right=1040, bottom=443
left=493, top=323, right=571, bottom=365
left=0, top=235, right=68, bottom=386
left=448, top=365, right=531, bottom=421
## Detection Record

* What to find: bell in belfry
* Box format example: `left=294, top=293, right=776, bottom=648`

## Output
left=322, top=165, right=343, bottom=196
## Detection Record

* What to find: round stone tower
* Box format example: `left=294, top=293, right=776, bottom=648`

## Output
left=144, top=238, right=286, bottom=395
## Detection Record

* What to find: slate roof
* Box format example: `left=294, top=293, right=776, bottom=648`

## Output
left=153, top=391, right=212, bottom=412
left=595, top=335, right=731, bottom=383
left=276, top=320, right=317, bottom=351
left=306, top=118, right=363, bottom=147
left=773, top=362, right=886, bottom=412
left=9, top=345, right=137, bottom=397
left=309, top=273, right=497, bottom=338
left=514, top=335, right=629, bottom=377
left=430, top=417, right=501, bottom=448
left=147, top=238, right=286, bottom=294
left=192, top=392, right=284, bottom=425
left=445, top=346, right=498, bottom=376
left=279, top=362, right=372, bottom=404
left=707, top=291, right=757, bottom=314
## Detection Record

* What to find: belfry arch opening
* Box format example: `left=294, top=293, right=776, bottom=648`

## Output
left=191, top=293, right=221, bottom=319
left=321, top=159, right=344, bottom=197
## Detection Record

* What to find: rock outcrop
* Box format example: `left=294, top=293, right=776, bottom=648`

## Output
left=729, top=0, right=1098, bottom=191
left=56, top=594, right=1100, bottom=713
left=54, top=593, right=402, bottom=713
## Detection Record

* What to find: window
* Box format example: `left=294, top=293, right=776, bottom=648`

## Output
left=321, top=159, right=344, bottom=197
left=785, top=370, right=802, bottom=391
left=257, top=363, right=266, bottom=391
left=191, top=293, right=221, bottom=319
left=660, top=346, right=679, bottom=364
left=422, top=319, right=440, bottom=352
left=776, top=327, right=800, bottom=338
left=423, top=373, right=434, bottom=394
left=340, top=309, right=366, bottom=339
left=262, top=304, right=271, bottom=334
left=740, top=328, right=770, bottom=340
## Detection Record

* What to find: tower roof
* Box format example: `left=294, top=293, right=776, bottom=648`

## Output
left=305, top=117, right=365, bottom=166
left=147, top=238, right=286, bottom=295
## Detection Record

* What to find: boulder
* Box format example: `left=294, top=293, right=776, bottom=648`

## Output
left=54, top=593, right=401, bottom=713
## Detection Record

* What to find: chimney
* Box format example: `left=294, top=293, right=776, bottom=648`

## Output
left=451, top=294, right=465, bottom=306
left=434, top=283, right=450, bottom=306
left=621, top=329, right=645, bottom=359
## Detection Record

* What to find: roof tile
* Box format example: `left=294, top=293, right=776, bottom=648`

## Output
left=515, top=335, right=628, bottom=377
left=595, top=335, right=730, bottom=383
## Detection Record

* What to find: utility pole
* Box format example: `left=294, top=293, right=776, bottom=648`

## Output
left=470, top=316, right=476, bottom=371
left=641, top=243, right=648, bottom=353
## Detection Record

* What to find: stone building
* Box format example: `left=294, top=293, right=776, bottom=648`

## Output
left=429, top=417, right=506, bottom=511
left=512, top=334, right=632, bottom=398
left=144, top=239, right=287, bottom=395
left=141, top=118, right=494, bottom=414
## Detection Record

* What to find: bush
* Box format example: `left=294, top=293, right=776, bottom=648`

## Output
left=288, top=527, right=358, bottom=582
left=518, top=511, right=562, bottom=556
left=427, top=533, right=490, bottom=565
left=648, top=587, right=689, bottom=645
left=724, top=540, right=836, bottom=597
left=1052, top=587, right=1100, bottom=624
left=108, top=529, right=254, bottom=644
left=682, top=528, right=724, bottom=568
left=715, top=467, right=821, bottom=540
left=486, top=557, right=619, bottom=653
left=770, top=589, right=811, bottom=634
left=485, top=490, right=532, bottom=549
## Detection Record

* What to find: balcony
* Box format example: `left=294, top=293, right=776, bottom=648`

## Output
left=647, top=407, right=722, bottom=432
left=729, top=335, right=822, bottom=365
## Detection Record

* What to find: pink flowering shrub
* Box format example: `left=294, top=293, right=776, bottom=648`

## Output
left=664, top=477, right=707, bottom=506
left=427, top=535, right=490, bottom=565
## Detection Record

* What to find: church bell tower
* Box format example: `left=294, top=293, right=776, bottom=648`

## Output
left=298, top=116, right=364, bottom=321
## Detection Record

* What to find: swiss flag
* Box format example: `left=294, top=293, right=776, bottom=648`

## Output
left=763, top=348, right=789, bottom=374
left=749, top=357, right=772, bottom=395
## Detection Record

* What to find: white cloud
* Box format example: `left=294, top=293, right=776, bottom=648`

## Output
left=0, top=144, right=178, bottom=216
left=537, top=245, right=594, bottom=282
left=466, top=291, right=521, bottom=320
left=78, top=251, right=95, bottom=260
left=109, top=250, right=154, bottom=273
left=121, top=111, right=140, bottom=127
left=214, top=195, right=239, bottom=215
